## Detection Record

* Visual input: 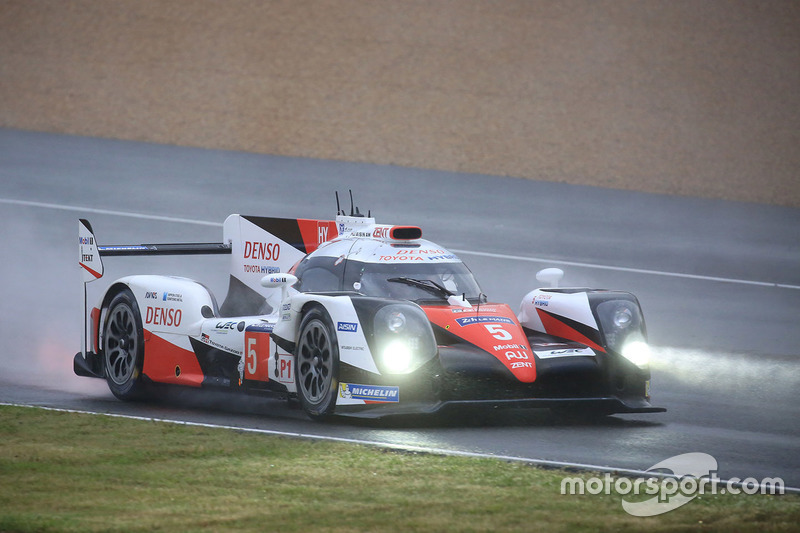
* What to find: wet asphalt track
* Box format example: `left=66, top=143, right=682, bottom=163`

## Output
left=1, top=128, right=798, bottom=487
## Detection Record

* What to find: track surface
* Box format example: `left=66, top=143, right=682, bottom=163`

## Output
left=1, top=129, right=798, bottom=487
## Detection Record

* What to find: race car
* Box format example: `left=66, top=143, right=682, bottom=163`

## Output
left=74, top=198, right=665, bottom=419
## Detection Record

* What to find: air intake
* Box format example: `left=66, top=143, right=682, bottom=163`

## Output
left=390, top=226, right=422, bottom=240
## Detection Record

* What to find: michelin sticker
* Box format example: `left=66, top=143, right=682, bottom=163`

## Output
left=339, top=383, right=399, bottom=403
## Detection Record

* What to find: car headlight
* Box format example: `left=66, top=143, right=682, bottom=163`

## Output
left=621, top=339, right=651, bottom=368
left=596, top=298, right=649, bottom=368
left=373, top=304, right=436, bottom=374
left=613, top=307, right=633, bottom=329
left=382, top=340, right=413, bottom=373
left=386, top=310, right=407, bottom=333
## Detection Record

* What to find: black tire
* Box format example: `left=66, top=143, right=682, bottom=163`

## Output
left=295, top=307, right=340, bottom=419
left=103, top=290, right=146, bottom=400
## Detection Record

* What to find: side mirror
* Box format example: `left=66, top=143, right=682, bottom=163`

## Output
left=260, top=273, right=298, bottom=288
left=536, top=268, right=564, bottom=288
left=260, top=273, right=298, bottom=304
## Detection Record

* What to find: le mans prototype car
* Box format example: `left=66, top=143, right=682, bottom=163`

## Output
left=74, top=198, right=665, bottom=419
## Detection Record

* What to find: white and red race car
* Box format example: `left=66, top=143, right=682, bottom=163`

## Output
left=74, top=200, right=665, bottom=419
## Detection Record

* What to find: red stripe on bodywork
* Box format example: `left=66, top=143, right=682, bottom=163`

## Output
left=142, top=329, right=204, bottom=386
left=296, top=219, right=338, bottom=253
left=90, top=307, right=101, bottom=353
left=80, top=262, right=102, bottom=279
left=536, top=309, right=606, bottom=353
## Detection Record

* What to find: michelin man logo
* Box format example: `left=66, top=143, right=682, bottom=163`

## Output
left=339, top=383, right=352, bottom=399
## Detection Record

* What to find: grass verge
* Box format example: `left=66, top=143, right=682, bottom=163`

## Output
left=1, top=405, right=798, bottom=532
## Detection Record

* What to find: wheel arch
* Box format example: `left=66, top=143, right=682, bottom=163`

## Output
left=273, top=295, right=338, bottom=351
left=97, top=281, right=136, bottom=356
left=272, top=293, right=381, bottom=376
left=296, top=300, right=326, bottom=332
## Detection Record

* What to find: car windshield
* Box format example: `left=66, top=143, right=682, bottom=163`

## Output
left=346, top=261, right=484, bottom=303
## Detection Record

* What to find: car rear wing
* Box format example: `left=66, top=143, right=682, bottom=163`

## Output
left=98, top=242, right=232, bottom=256
left=79, top=218, right=231, bottom=283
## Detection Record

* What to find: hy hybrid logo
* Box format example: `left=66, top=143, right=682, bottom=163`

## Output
left=561, top=452, right=784, bottom=517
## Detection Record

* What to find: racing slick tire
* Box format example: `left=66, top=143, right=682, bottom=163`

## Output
left=103, top=290, right=146, bottom=401
left=295, top=306, right=340, bottom=420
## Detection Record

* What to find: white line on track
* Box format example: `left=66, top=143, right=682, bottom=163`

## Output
left=449, top=249, right=800, bottom=290
left=3, top=196, right=799, bottom=290
left=0, top=198, right=222, bottom=227
left=3, top=403, right=797, bottom=493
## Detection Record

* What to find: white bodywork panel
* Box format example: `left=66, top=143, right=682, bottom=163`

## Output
left=518, top=289, right=599, bottom=334
left=274, top=293, right=381, bottom=376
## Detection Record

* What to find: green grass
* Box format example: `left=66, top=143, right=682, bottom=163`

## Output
left=0, top=405, right=797, bottom=532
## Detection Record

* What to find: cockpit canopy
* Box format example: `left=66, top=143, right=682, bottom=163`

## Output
left=293, top=238, right=484, bottom=303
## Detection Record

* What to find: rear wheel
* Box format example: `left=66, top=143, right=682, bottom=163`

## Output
left=103, top=290, right=145, bottom=400
left=295, top=307, right=339, bottom=419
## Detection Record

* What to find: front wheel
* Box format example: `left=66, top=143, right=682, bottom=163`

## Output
left=295, top=307, right=340, bottom=419
left=103, top=290, right=145, bottom=400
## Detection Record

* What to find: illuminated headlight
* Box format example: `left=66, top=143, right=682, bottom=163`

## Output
left=382, top=341, right=413, bottom=373
left=372, top=303, right=437, bottom=374
left=596, top=299, right=646, bottom=355
left=386, top=311, right=407, bottom=333
left=621, top=340, right=651, bottom=368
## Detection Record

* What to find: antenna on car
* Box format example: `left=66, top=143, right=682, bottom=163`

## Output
left=335, top=190, right=369, bottom=218
left=349, top=189, right=365, bottom=217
